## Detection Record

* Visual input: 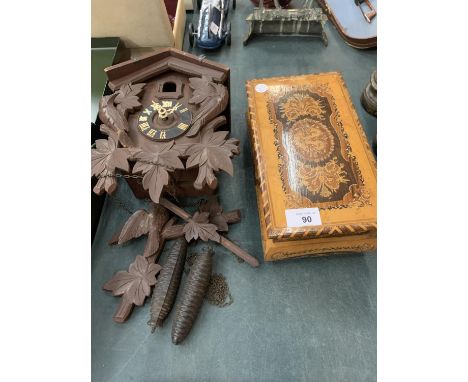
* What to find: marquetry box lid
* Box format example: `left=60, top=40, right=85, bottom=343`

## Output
left=246, top=72, right=377, bottom=261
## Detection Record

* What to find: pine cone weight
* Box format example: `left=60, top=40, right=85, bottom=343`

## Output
left=171, top=248, right=213, bottom=344
left=148, top=238, right=187, bottom=331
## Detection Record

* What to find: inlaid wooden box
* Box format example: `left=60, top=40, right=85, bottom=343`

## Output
left=246, top=73, right=377, bottom=261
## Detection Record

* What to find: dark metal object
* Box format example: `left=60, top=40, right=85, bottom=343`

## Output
left=171, top=248, right=213, bottom=344
left=148, top=238, right=187, bottom=331
left=361, top=70, right=377, bottom=117
left=206, top=273, right=233, bottom=307
left=243, top=0, right=328, bottom=46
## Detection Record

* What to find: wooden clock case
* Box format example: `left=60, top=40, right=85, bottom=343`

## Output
left=99, top=48, right=231, bottom=200
left=92, top=49, right=260, bottom=325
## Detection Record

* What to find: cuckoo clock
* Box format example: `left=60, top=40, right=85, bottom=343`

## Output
left=92, top=49, right=258, bottom=324
left=92, top=48, right=234, bottom=203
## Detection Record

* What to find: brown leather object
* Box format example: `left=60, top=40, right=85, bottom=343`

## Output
left=246, top=73, right=377, bottom=261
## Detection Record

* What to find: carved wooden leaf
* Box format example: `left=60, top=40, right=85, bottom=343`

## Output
left=99, top=124, right=119, bottom=144
left=199, top=197, right=229, bottom=232
left=188, top=76, right=217, bottom=104
left=132, top=141, right=185, bottom=203
left=115, top=83, right=145, bottom=115
left=99, top=93, right=129, bottom=132
left=185, top=127, right=239, bottom=189
left=146, top=166, right=169, bottom=204
left=183, top=212, right=220, bottom=242
left=91, top=137, right=131, bottom=177
left=187, top=81, right=228, bottom=137
left=211, top=215, right=229, bottom=232
left=103, top=255, right=162, bottom=306
left=93, top=173, right=117, bottom=195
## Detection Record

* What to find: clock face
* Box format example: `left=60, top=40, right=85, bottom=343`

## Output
left=137, top=99, right=192, bottom=141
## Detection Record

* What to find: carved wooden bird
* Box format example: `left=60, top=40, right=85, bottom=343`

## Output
left=110, top=203, right=170, bottom=258
left=98, top=93, right=134, bottom=147
left=186, top=76, right=229, bottom=137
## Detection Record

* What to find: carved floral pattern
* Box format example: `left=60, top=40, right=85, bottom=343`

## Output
left=348, top=188, right=372, bottom=208
left=187, top=76, right=229, bottom=137
left=182, top=212, right=220, bottom=242
left=114, top=82, right=146, bottom=115
left=297, top=158, right=349, bottom=198
left=280, top=93, right=325, bottom=121
left=185, top=120, right=240, bottom=190
left=91, top=137, right=133, bottom=194
left=265, top=84, right=366, bottom=208
left=289, top=119, right=334, bottom=163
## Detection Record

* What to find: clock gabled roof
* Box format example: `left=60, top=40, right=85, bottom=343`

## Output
left=104, top=48, right=230, bottom=91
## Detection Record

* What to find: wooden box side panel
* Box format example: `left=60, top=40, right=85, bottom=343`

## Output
left=256, top=183, right=376, bottom=261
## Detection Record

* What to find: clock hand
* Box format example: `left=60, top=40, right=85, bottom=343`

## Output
left=166, top=104, right=182, bottom=116
left=157, top=107, right=169, bottom=119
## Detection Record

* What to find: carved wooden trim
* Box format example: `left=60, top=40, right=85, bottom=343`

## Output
left=105, top=48, right=229, bottom=91
left=268, top=221, right=377, bottom=240
left=268, top=242, right=377, bottom=261
left=159, top=198, right=259, bottom=267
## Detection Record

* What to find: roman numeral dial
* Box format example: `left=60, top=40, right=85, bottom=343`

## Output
left=137, top=99, right=192, bottom=141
